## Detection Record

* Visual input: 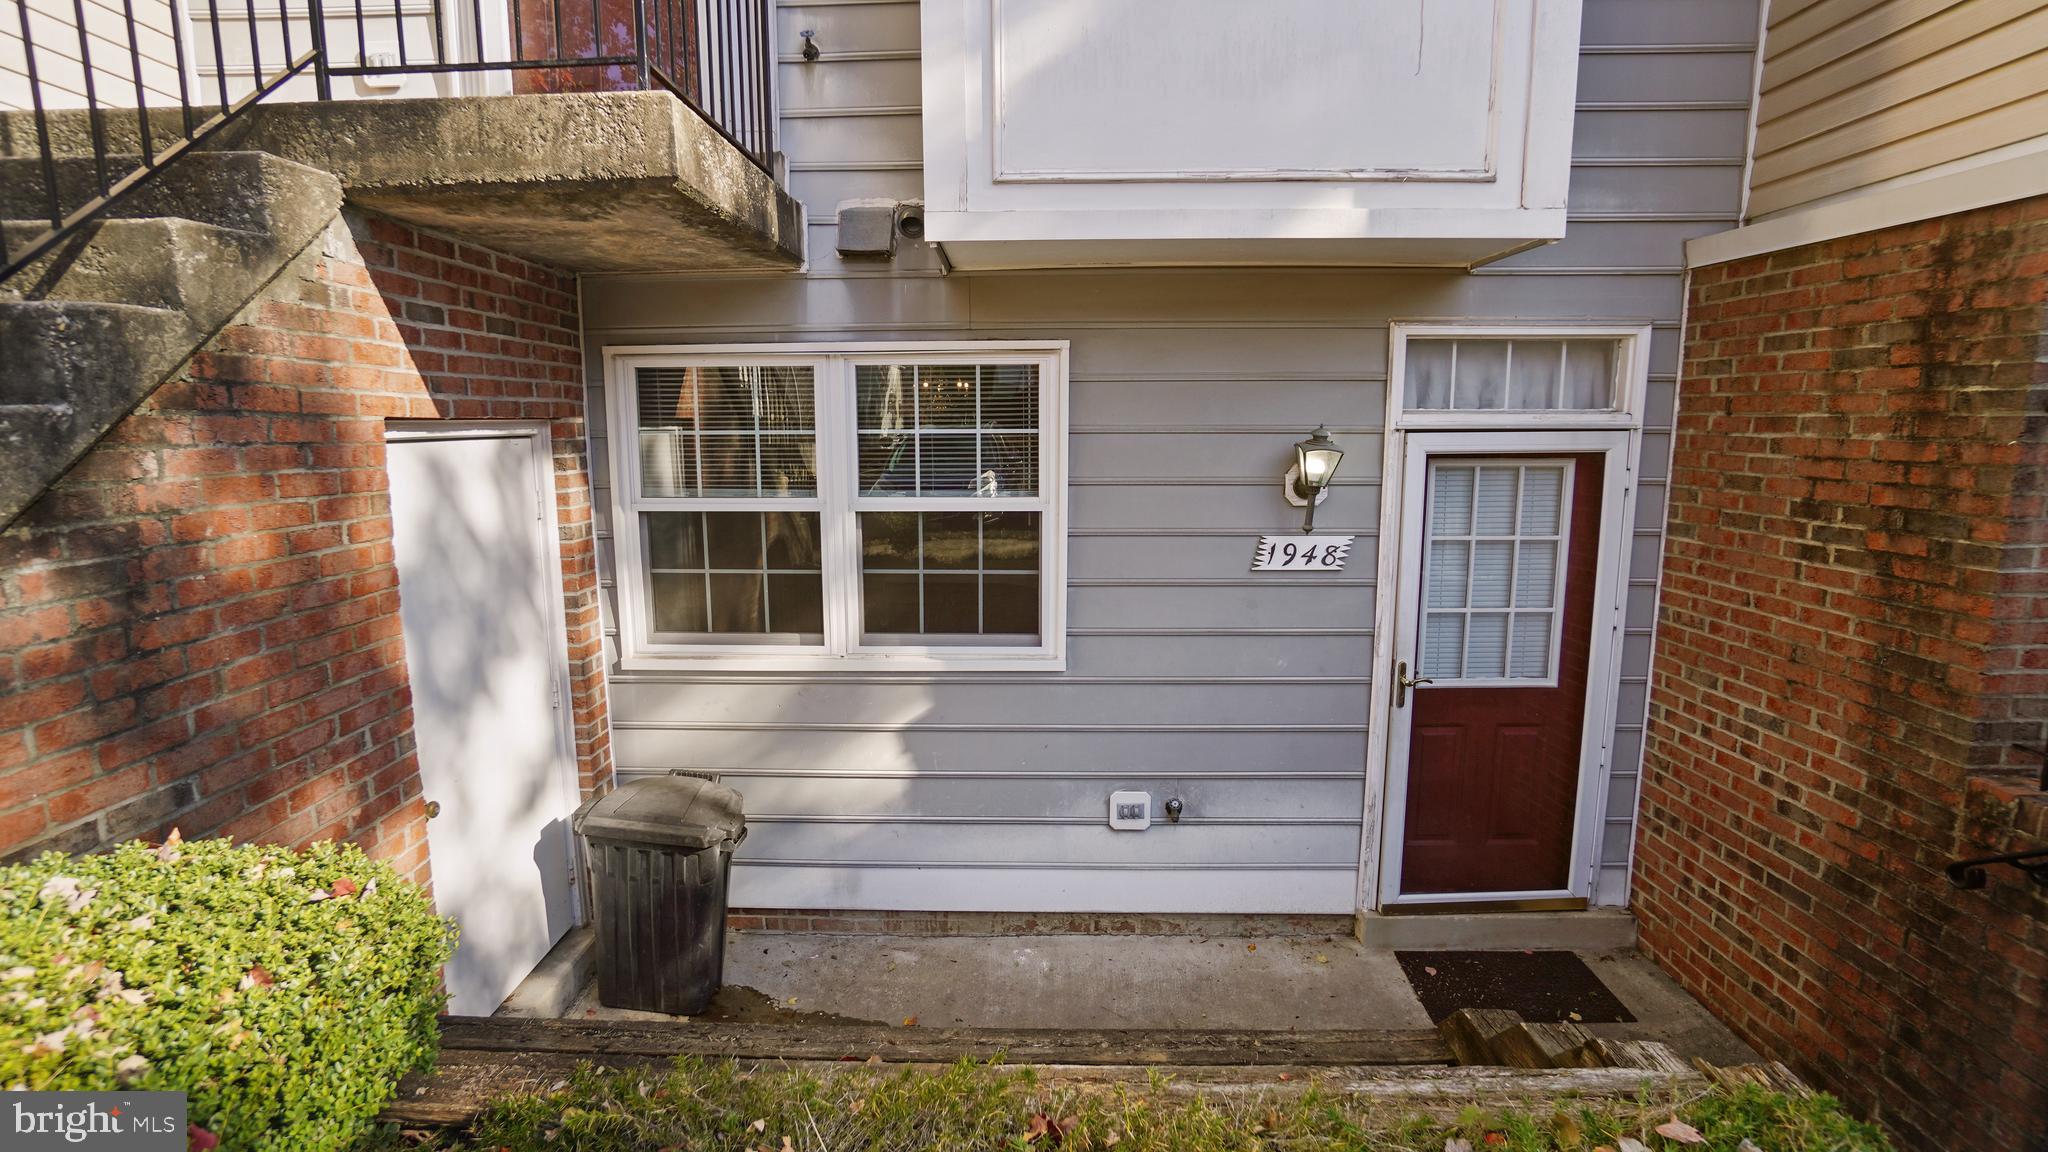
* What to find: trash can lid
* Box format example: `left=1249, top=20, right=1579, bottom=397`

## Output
left=573, top=773, right=745, bottom=850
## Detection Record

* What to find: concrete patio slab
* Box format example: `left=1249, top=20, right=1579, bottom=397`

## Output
left=554, top=931, right=1758, bottom=1067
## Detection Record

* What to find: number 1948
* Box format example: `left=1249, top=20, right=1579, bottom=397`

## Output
left=1252, top=535, right=1354, bottom=571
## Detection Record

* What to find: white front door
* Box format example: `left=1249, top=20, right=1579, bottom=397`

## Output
left=385, top=425, right=580, bottom=1016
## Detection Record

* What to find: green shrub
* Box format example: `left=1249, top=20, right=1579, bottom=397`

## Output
left=0, top=836, right=455, bottom=1151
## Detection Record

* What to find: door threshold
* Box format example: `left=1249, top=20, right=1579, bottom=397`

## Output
left=1358, top=907, right=1634, bottom=952
left=1379, top=897, right=1587, bottom=916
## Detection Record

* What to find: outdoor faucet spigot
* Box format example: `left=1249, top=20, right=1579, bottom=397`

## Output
left=1164, top=798, right=1183, bottom=823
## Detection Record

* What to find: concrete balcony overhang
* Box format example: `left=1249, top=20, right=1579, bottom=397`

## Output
left=226, top=92, right=804, bottom=273
left=5, top=91, right=804, bottom=274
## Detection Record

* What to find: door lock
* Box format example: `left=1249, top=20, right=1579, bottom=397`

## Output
left=1394, top=661, right=1434, bottom=707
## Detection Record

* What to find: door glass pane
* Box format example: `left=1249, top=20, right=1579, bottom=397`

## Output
left=1422, top=614, right=1465, bottom=678
left=1470, top=541, right=1513, bottom=609
left=643, top=511, right=822, bottom=644
left=1474, top=468, right=1519, bottom=536
left=1427, top=541, right=1469, bottom=608
left=636, top=365, right=816, bottom=496
left=1466, top=613, right=1509, bottom=677
left=859, top=511, right=1041, bottom=644
left=1417, top=461, right=1572, bottom=682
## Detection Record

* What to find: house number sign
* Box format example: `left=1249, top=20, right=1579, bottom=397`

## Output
left=1252, top=535, right=1353, bottom=571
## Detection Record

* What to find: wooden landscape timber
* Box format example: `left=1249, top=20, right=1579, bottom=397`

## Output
left=380, top=1012, right=1798, bottom=1127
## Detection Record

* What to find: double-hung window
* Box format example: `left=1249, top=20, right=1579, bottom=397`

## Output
left=607, top=343, right=1067, bottom=669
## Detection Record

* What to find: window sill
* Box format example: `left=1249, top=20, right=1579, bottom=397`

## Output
left=617, top=651, right=1068, bottom=675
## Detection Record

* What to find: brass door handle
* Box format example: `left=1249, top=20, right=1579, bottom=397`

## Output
left=1394, top=661, right=1434, bottom=707
left=424, top=800, right=442, bottom=819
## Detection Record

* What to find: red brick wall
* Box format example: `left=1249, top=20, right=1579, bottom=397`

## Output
left=0, top=211, right=613, bottom=891
left=1638, top=195, right=2048, bottom=1151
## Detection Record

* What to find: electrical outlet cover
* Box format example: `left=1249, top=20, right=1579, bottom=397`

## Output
left=1108, top=790, right=1150, bottom=831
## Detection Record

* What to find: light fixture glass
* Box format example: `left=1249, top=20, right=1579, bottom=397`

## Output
left=1288, top=425, right=1344, bottom=533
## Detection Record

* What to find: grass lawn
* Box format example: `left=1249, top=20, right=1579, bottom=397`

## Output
left=360, top=1056, right=1892, bottom=1152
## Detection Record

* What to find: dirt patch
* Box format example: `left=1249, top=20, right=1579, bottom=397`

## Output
left=686, top=984, right=878, bottom=1026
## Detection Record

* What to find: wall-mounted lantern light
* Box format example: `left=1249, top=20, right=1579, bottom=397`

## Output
left=1283, top=425, right=1344, bottom=533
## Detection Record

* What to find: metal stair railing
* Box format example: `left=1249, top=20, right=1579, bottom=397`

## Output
left=1, top=0, right=776, bottom=282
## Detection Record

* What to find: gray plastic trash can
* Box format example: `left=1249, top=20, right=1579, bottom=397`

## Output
left=572, top=772, right=746, bottom=1015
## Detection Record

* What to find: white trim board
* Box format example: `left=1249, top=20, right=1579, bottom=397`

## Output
left=1688, top=142, right=2048, bottom=268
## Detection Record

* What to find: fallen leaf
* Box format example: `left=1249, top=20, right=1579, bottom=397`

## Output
left=238, top=966, right=273, bottom=992
left=1737, top=1142, right=1765, bottom=1152
left=157, top=829, right=183, bottom=863
left=1654, top=1120, right=1705, bottom=1145
left=330, top=877, right=359, bottom=899
left=782, top=1138, right=795, bottom=1152
left=748, top=1118, right=767, bottom=1133
left=1276, top=1072, right=1292, bottom=1082
left=1313, top=953, right=1330, bottom=965
left=1025, top=1114, right=1051, bottom=1143
left=1246, top=943, right=1257, bottom=952
left=116, top=1054, right=150, bottom=1084
left=902, top=1016, right=919, bottom=1027
left=1485, top=1134, right=1507, bottom=1146
left=1424, top=966, right=1438, bottom=976
left=1617, top=1139, right=1650, bottom=1152
left=1551, top=1111, right=1584, bottom=1149
left=188, top=1124, right=220, bottom=1151
left=1443, top=1139, right=1473, bottom=1152
left=1103, top=1134, right=1120, bottom=1148
left=1567, top=1011, right=1583, bottom=1022
left=864, top=1054, right=882, bottom=1065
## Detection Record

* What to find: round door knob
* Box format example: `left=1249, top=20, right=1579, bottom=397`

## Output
left=424, top=800, right=442, bottom=819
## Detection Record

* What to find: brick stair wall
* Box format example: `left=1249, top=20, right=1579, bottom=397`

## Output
left=0, top=211, right=612, bottom=887
left=1636, top=194, right=2048, bottom=1152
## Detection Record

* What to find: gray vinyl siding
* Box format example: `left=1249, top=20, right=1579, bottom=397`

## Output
left=578, top=0, right=1757, bottom=912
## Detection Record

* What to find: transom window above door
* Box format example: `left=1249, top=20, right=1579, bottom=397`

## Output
left=1389, top=324, right=1650, bottom=429
left=607, top=344, right=1067, bottom=670
left=1419, top=460, right=1572, bottom=685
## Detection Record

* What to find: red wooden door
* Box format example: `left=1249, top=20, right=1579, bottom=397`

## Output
left=1397, top=454, right=1602, bottom=896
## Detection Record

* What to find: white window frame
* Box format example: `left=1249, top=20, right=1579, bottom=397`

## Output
left=604, top=341, right=1069, bottom=672
left=1386, top=322, right=1652, bottom=430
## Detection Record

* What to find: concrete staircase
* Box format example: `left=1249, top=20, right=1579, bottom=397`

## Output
left=0, top=150, right=343, bottom=529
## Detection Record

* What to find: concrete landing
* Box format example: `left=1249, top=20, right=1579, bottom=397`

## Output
left=560, top=932, right=1757, bottom=1066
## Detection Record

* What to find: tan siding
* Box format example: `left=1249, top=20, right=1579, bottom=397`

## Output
left=1749, top=0, right=2048, bottom=218
left=1754, top=9, right=2048, bottom=152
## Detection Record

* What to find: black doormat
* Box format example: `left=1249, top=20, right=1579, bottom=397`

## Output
left=1395, top=950, right=1635, bottom=1024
